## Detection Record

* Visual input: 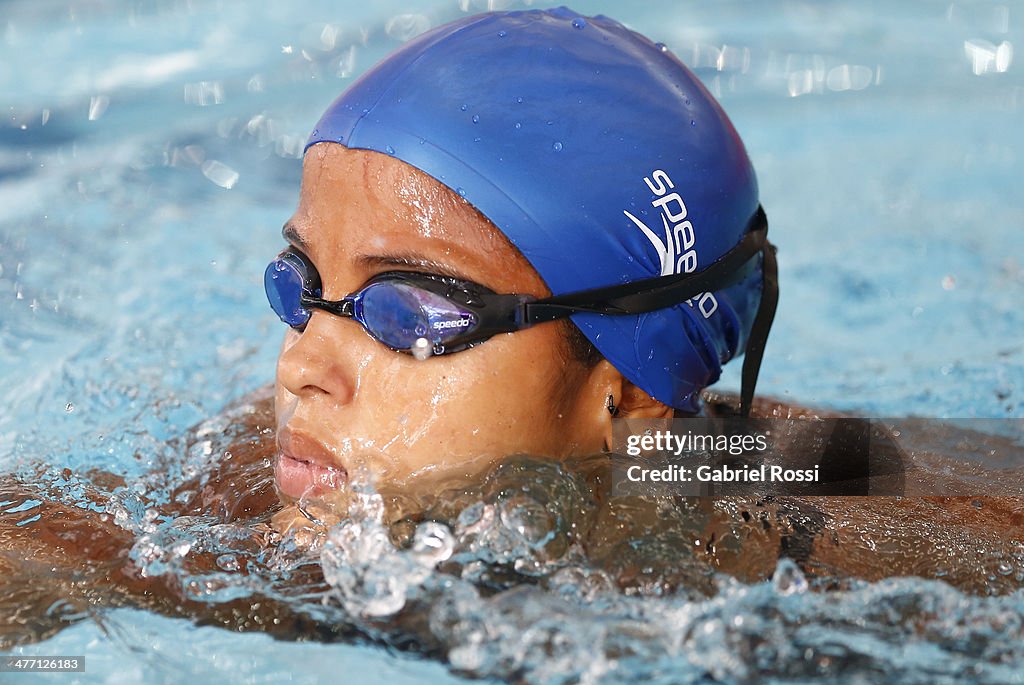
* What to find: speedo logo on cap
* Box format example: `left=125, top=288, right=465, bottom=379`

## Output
left=623, top=170, right=718, bottom=318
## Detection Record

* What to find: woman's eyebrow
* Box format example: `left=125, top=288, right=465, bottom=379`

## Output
left=279, top=222, right=478, bottom=282
left=281, top=222, right=310, bottom=252
left=355, top=253, right=475, bottom=282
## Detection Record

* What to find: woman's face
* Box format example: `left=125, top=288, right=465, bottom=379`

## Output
left=273, top=144, right=611, bottom=502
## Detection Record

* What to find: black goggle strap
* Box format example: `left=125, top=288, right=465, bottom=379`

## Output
left=523, top=206, right=768, bottom=322
left=522, top=206, right=776, bottom=417
left=739, top=239, right=778, bottom=417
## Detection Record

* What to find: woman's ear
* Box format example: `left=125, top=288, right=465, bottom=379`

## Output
left=616, top=381, right=675, bottom=420
left=573, top=362, right=674, bottom=454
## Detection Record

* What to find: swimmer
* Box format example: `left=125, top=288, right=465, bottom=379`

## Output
left=2, top=7, right=1022, bottom=653
left=264, top=6, right=776, bottom=506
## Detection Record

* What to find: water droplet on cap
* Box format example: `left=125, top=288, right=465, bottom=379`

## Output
left=516, top=97, right=523, bottom=104
left=514, top=122, right=521, bottom=129
left=497, top=30, right=507, bottom=38
left=385, top=145, right=395, bottom=154
left=655, top=42, right=668, bottom=52
left=572, top=18, right=586, bottom=29
left=460, top=104, right=468, bottom=112
left=472, top=114, right=480, bottom=124
left=552, top=141, right=563, bottom=152
left=65, top=402, right=74, bottom=413
left=456, top=187, right=466, bottom=197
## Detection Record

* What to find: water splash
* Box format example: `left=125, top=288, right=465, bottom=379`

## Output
left=9, top=399, right=1024, bottom=684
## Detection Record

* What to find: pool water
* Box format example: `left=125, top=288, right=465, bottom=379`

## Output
left=2, top=0, right=1023, bottom=683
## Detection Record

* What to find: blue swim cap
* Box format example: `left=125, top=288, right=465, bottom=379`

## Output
left=306, top=7, right=769, bottom=413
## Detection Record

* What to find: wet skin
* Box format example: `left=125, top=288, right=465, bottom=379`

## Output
left=272, top=144, right=670, bottom=502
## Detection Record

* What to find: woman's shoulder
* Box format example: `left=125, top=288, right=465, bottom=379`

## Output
left=166, top=384, right=279, bottom=522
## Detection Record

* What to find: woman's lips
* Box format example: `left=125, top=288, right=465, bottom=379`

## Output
left=274, top=429, right=348, bottom=499
left=274, top=453, right=347, bottom=499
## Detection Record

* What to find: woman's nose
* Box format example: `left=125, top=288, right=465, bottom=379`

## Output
left=275, top=311, right=360, bottom=404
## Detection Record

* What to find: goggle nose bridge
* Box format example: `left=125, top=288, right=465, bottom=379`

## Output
left=301, top=293, right=356, bottom=319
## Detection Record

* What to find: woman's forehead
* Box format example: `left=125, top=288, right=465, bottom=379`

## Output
left=301, top=144, right=491, bottom=241
left=295, top=144, right=547, bottom=293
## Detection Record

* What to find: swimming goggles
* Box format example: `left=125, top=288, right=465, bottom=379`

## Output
left=265, top=206, right=778, bottom=416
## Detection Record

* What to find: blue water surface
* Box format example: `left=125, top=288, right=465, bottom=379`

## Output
left=2, top=0, right=1023, bottom=683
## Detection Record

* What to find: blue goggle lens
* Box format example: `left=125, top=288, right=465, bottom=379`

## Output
left=265, top=256, right=314, bottom=328
left=360, top=281, right=478, bottom=350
